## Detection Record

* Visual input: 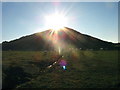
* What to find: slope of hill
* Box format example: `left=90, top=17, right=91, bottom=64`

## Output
left=1, top=27, right=118, bottom=51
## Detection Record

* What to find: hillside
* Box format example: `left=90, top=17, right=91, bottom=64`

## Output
left=1, top=27, right=118, bottom=51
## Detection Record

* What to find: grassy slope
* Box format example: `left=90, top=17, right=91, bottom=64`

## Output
left=2, top=50, right=119, bottom=88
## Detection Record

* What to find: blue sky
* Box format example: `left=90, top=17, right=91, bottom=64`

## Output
left=2, top=2, right=118, bottom=43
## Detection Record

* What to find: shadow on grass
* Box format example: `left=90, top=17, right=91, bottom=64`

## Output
left=2, top=65, right=31, bottom=90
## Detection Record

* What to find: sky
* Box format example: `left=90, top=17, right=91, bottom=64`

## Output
left=2, top=2, right=118, bottom=43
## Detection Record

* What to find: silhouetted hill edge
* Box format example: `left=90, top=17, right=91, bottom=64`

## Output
left=1, top=27, right=119, bottom=51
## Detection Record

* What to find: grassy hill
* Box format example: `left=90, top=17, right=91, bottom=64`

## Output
left=1, top=27, right=118, bottom=51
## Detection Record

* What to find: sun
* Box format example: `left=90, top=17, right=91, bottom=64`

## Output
left=45, top=12, right=68, bottom=30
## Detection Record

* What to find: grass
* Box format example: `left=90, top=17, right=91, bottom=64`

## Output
left=2, top=50, right=119, bottom=89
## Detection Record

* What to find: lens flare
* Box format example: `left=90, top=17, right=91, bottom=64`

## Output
left=58, top=47, right=61, bottom=54
left=59, top=59, right=67, bottom=70
left=63, top=66, right=66, bottom=70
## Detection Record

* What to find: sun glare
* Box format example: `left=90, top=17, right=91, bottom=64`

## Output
left=45, top=12, right=68, bottom=30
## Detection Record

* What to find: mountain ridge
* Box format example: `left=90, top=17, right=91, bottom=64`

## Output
left=1, top=27, right=119, bottom=51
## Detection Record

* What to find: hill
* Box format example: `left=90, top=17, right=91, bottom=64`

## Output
left=1, top=27, right=118, bottom=51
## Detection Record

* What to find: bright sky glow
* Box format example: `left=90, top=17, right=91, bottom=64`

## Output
left=2, top=2, right=118, bottom=43
left=45, top=12, right=68, bottom=30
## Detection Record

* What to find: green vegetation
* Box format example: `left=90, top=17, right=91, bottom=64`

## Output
left=2, top=50, right=119, bottom=89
